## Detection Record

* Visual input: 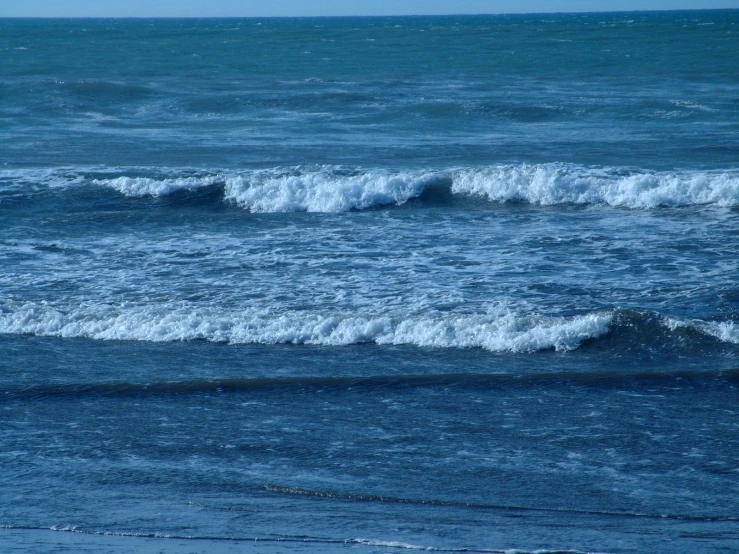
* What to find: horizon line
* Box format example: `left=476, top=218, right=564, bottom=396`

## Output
left=1, top=8, right=737, bottom=19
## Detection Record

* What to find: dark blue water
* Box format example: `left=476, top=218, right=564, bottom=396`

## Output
left=1, top=11, right=739, bottom=554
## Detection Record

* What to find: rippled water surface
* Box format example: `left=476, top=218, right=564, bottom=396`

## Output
left=1, top=11, right=739, bottom=554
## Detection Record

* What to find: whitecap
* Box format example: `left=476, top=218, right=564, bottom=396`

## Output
left=3, top=164, right=737, bottom=211
left=0, top=301, right=612, bottom=353
left=452, top=164, right=739, bottom=208
left=665, top=317, right=739, bottom=345
left=224, top=167, right=439, bottom=213
left=93, top=175, right=222, bottom=196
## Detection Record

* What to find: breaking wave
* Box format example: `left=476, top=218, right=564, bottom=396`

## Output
left=3, top=163, right=738, bottom=211
left=93, top=175, right=222, bottom=197
left=452, top=164, right=739, bottom=208
left=666, top=318, right=739, bottom=345
left=0, top=302, right=610, bottom=353
left=224, top=168, right=441, bottom=212
left=1, top=302, right=736, bottom=354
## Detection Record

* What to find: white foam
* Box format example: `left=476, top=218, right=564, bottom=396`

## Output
left=96, top=165, right=739, bottom=210
left=224, top=168, right=438, bottom=212
left=349, top=540, right=593, bottom=553
left=0, top=168, right=86, bottom=190
left=670, top=99, right=716, bottom=112
left=0, top=302, right=611, bottom=353
left=702, top=321, right=739, bottom=344
left=93, top=175, right=221, bottom=197
left=452, top=164, right=739, bottom=208
left=350, top=539, right=433, bottom=550
left=4, top=164, right=737, bottom=210
left=666, top=317, right=739, bottom=345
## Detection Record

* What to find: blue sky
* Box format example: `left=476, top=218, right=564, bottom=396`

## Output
left=2, top=0, right=737, bottom=17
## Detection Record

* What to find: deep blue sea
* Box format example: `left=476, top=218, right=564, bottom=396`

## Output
left=1, top=11, right=739, bottom=553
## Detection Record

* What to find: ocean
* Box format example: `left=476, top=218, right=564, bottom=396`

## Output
left=1, top=10, right=738, bottom=553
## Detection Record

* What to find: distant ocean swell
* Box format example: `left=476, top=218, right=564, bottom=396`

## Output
left=0, top=302, right=736, bottom=352
left=3, top=164, right=738, bottom=211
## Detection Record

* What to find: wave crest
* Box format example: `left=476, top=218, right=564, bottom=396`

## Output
left=92, top=175, right=221, bottom=197
left=4, top=164, right=738, bottom=211
left=3, top=302, right=737, bottom=352
left=224, top=168, right=438, bottom=212
left=453, top=164, right=739, bottom=208
left=666, top=318, right=739, bottom=345
left=0, top=302, right=610, bottom=353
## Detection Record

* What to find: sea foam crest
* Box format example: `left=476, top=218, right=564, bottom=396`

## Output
left=89, top=167, right=439, bottom=211
left=5, top=164, right=737, bottom=210
left=224, top=168, right=438, bottom=212
left=0, top=302, right=611, bottom=353
left=666, top=318, right=739, bottom=345
left=453, top=164, right=739, bottom=208
left=93, top=175, right=221, bottom=196
left=85, top=165, right=739, bottom=210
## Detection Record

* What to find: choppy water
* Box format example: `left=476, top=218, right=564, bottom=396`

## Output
left=1, top=11, right=739, bottom=554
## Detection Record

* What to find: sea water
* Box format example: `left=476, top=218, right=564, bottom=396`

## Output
left=1, top=11, right=738, bottom=553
